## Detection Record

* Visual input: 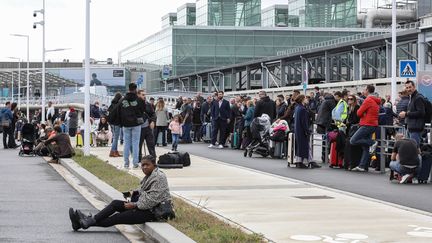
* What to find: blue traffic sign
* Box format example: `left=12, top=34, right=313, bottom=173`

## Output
left=399, top=60, right=417, bottom=78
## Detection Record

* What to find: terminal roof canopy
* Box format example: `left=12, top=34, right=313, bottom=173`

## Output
left=0, top=70, right=79, bottom=88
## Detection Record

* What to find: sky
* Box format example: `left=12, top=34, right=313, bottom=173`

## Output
left=0, top=0, right=288, bottom=63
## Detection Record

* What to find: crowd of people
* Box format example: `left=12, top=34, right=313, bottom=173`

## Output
left=1, top=80, right=431, bottom=183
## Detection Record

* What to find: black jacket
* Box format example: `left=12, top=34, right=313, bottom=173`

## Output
left=254, top=96, right=276, bottom=121
left=119, top=92, right=145, bottom=127
left=277, top=103, right=288, bottom=119
left=200, top=101, right=211, bottom=123
left=143, top=100, right=156, bottom=124
left=107, top=96, right=122, bottom=126
left=406, top=90, right=426, bottom=132
left=315, top=94, right=336, bottom=131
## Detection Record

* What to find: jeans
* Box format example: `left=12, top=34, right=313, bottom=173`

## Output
left=2, top=126, right=13, bottom=148
left=181, top=123, right=192, bottom=143
left=111, top=125, right=121, bottom=152
left=350, top=126, right=376, bottom=169
left=408, top=132, right=422, bottom=146
left=122, top=125, right=141, bottom=167
left=94, top=200, right=155, bottom=227
left=139, top=126, right=156, bottom=160
left=154, top=126, right=167, bottom=146
left=172, top=134, right=180, bottom=150
left=389, top=159, right=421, bottom=176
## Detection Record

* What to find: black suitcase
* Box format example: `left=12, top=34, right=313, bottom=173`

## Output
left=419, top=153, right=432, bottom=182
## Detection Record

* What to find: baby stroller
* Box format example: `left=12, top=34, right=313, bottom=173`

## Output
left=19, top=123, right=36, bottom=156
left=244, top=114, right=271, bottom=158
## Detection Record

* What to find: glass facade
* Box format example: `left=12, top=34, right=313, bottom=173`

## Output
left=177, top=3, right=196, bottom=26
left=120, top=26, right=369, bottom=78
left=288, top=0, right=358, bottom=28
left=261, top=5, right=289, bottom=27
left=196, top=0, right=261, bottom=26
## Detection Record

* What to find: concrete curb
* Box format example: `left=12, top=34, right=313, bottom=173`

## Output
left=59, top=158, right=195, bottom=243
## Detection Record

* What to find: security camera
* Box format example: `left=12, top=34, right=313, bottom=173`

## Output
left=33, top=24, right=37, bottom=29
left=33, top=12, right=37, bottom=17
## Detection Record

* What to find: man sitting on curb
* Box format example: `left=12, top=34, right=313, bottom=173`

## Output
left=389, top=133, right=421, bottom=184
left=68, top=155, right=173, bottom=231
left=43, top=125, right=74, bottom=163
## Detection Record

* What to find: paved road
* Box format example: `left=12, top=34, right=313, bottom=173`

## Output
left=0, top=143, right=128, bottom=242
left=178, top=142, right=432, bottom=213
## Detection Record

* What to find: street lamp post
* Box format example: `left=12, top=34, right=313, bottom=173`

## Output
left=11, top=34, right=30, bottom=119
left=391, top=0, right=397, bottom=105
left=84, top=0, right=91, bottom=156
left=33, top=0, right=45, bottom=123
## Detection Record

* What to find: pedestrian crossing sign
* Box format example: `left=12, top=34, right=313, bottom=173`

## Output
left=399, top=60, right=417, bottom=78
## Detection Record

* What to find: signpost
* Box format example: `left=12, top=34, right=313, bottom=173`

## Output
left=399, top=60, right=417, bottom=78
left=418, top=71, right=432, bottom=100
left=302, top=62, right=308, bottom=94
left=162, top=65, right=170, bottom=80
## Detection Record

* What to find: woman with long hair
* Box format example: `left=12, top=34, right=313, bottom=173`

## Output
left=294, top=95, right=321, bottom=169
left=154, top=99, right=169, bottom=146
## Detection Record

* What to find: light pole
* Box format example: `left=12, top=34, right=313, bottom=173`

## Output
left=84, top=0, right=91, bottom=156
left=391, top=0, right=397, bottom=104
left=11, top=34, right=30, bottom=119
left=7, top=57, right=21, bottom=104
left=33, top=0, right=45, bottom=122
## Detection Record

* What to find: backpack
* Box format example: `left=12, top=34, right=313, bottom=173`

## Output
left=422, top=97, right=432, bottom=124
left=107, top=102, right=120, bottom=125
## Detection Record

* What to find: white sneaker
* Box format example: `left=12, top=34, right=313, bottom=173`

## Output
left=208, top=144, right=214, bottom=148
left=400, top=174, right=414, bottom=184
left=369, top=141, right=378, bottom=154
left=217, top=145, right=224, bottom=149
left=351, top=166, right=365, bottom=172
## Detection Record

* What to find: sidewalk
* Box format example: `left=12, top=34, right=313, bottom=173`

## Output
left=88, top=143, right=432, bottom=243
left=0, top=141, right=127, bottom=242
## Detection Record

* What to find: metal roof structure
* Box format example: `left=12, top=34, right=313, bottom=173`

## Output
left=0, top=69, right=79, bottom=88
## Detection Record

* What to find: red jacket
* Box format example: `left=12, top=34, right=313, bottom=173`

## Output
left=357, top=95, right=381, bottom=127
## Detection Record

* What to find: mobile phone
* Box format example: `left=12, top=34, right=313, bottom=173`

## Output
left=122, top=192, right=131, bottom=198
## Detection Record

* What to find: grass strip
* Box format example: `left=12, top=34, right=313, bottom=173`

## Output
left=73, top=150, right=264, bottom=243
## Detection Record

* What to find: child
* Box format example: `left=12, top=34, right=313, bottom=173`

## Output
left=169, top=115, right=182, bottom=151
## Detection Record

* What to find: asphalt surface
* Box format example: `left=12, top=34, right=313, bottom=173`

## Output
left=0, top=140, right=128, bottom=242
left=179, top=142, right=432, bottom=213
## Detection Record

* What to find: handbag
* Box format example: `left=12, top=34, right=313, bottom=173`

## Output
left=151, top=200, right=176, bottom=221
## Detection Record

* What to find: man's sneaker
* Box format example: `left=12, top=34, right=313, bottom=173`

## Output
left=217, top=144, right=224, bottom=149
left=400, top=174, right=414, bottom=184
left=208, top=144, right=214, bottom=148
left=351, top=166, right=366, bottom=172
left=133, top=164, right=139, bottom=169
left=369, top=141, right=378, bottom=154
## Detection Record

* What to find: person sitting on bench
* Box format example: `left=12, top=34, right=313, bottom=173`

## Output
left=68, top=155, right=172, bottom=231
left=43, top=125, right=74, bottom=163
left=389, top=133, right=421, bottom=184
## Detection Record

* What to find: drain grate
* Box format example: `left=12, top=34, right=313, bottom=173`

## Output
left=293, top=195, right=334, bottom=200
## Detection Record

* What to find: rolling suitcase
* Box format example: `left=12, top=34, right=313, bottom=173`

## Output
left=287, top=132, right=295, bottom=166
left=270, top=141, right=286, bottom=159
left=202, top=123, right=212, bottom=143
left=419, top=151, right=432, bottom=183
left=330, top=141, right=343, bottom=168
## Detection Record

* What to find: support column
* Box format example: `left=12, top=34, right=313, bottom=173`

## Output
left=219, top=72, right=224, bottom=92
left=246, top=66, right=251, bottom=90
left=238, top=71, right=243, bottom=90
left=418, top=32, right=427, bottom=72
left=280, top=60, right=287, bottom=87
left=386, top=42, right=392, bottom=78
left=208, top=74, right=212, bottom=92
left=197, top=75, right=203, bottom=92
left=353, top=49, right=361, bottom=81
left=261, top=65, right=269, bottom=89
left=325, top=51, right=330, bottom=83
left=231, top=69, right=236, bottom=91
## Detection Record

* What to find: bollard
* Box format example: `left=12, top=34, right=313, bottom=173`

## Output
left=379, top=126, right=386, bottom=174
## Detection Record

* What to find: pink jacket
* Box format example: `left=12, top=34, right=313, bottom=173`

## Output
left=169, top=121, right=182, bottom=135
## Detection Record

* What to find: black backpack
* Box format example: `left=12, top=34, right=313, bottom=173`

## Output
left=107, top=101, right=121, bottom=125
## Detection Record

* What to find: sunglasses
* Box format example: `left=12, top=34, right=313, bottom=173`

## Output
left=348, top=98, right=354, bottom=100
